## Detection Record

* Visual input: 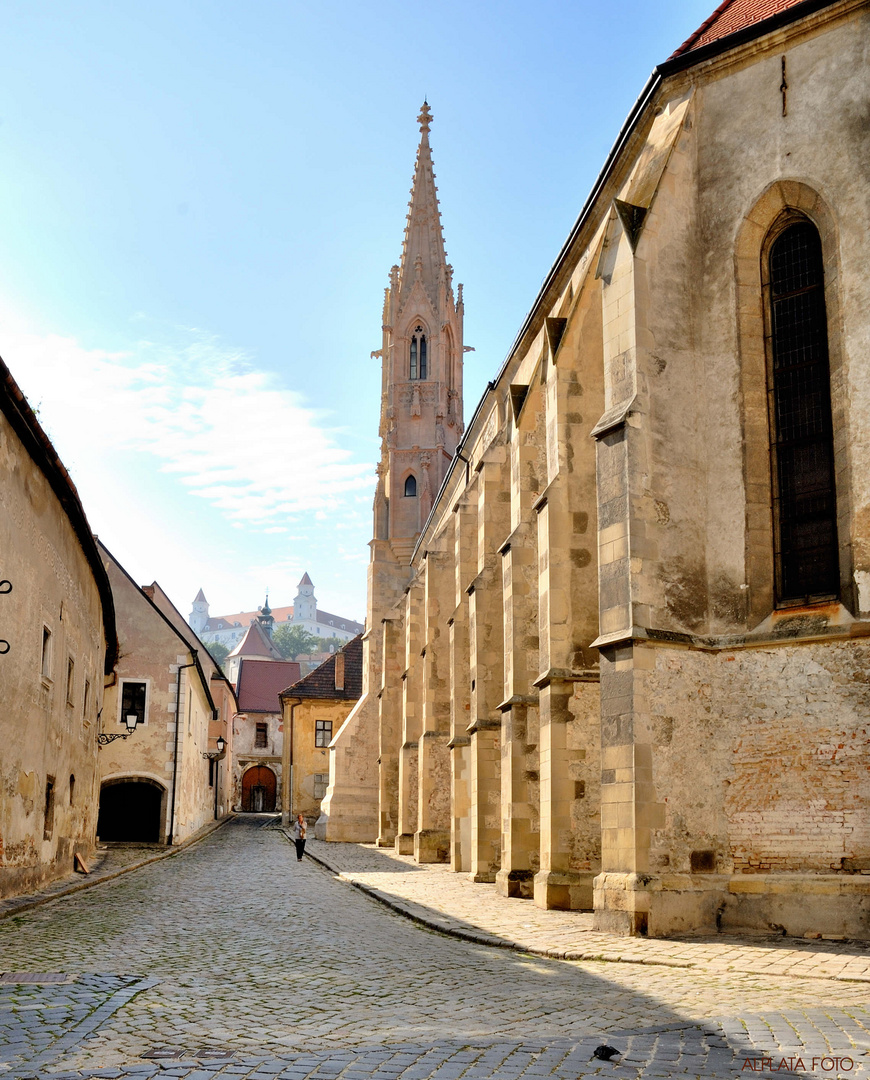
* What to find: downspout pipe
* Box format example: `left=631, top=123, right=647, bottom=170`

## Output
left=167, top=655, right=197, bottom=846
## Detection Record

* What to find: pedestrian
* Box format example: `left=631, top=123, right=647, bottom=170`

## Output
left=292, top=813, right=307, bottom=861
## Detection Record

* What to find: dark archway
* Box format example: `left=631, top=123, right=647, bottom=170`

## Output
left=97, top=779, right=164, bottom=842
left=242, top=765, right=277, bottom=812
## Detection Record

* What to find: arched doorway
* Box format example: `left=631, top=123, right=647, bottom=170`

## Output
left=242, top=765, right=277, bottom=812
left=97, top=779, right=165, bottom=842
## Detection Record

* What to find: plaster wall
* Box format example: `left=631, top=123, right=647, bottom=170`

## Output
left=0, top=412, right=106, bottom=897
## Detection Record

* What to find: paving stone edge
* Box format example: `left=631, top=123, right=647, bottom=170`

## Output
left=296, top=836, right=870, bottom=985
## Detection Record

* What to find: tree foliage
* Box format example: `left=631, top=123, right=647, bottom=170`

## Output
left=273, top=624, right=320, bottom=659
left=206, top=641, right=230, bottom=669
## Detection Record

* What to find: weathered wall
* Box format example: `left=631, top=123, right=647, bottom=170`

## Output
left=0, top=410, right=106, bottom=897
left=232, top=712, right=283, bottom=812
left=99, top=552, right=218, bottom=846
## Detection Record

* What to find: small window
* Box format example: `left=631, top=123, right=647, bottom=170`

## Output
left=314, top=773, right=328, bottom=799
left=66, top=657, right=75, bottom=705
left=315, top=720, right=333, bottom=747
left=404, top=475, right=417, bottom=498
left=83, top=678, right=91, bottom=720
left=41, top=627, right=52, bottom=679
left=69, top=774, right=76, bottom=806
left=409, top=326, right=427, bottom=380
left=120, top=681, right=148, bottom=726
left=43, top=777, right=55, bottom=839
left=255, top=723, right=268, bottom=748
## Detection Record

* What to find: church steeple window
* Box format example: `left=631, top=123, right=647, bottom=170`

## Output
left=410, top=326, right=427, bottom=380
left=404, top=475, right=417, bottom=497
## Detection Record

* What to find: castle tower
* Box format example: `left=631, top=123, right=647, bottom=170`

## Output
left=375, top=101, right=465, bottom=562
left=317, top=103, right=465, bottom=842
left=293, top=573, right=316, bottom=623
left=189, top=588, right=209, bottom=635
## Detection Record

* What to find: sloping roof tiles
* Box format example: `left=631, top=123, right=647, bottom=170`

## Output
left=227, top=619, right=283, bottom=660
left=237, top=659, right=302, bottom=713
left=281, top=636, right=363, bottom=702
left=671, top=0, right=814, bottom=58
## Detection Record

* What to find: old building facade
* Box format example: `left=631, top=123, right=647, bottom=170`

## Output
left=232, top=657, right=300, bottom=812
left=280, top=635, right=362, bottom=825
left=324, top=0, right=870, bottom=939
left=97, top=544, right=235, bottom=845
left=0, top=359, right=117, bottom=898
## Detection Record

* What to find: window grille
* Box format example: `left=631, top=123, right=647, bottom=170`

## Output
left=255, top=723, right=268, bottom=748
left=767, top=221, right=838, bottom=603
left=315, top=720, right=333, bottom=747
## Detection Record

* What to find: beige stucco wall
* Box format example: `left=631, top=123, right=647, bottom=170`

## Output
left=0, top=410, right=107, bottom=897
left=99, top=553, right=220, bottom=845
left=282, top=699, right=349, bottom=822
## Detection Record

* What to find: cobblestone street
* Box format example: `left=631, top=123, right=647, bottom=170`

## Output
left=1, top=817, right=868, bottom=1079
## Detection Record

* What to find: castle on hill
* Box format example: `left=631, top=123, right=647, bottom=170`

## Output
left=189, top=573, right=363, bottom=650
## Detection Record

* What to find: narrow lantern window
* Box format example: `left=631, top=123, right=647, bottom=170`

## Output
left=409, top=326, right=427, bottom=380
left=767, top=221, right=838, bottom=603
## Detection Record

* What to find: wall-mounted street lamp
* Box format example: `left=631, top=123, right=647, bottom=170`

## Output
left=201, top=735, right=226, bottom=759
left=97, top=713, right=139, bottom=746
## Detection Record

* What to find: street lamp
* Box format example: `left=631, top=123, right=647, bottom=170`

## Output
left=202, top=735, right=227, bottom=759
left=97, top=712, right=139, bottom=746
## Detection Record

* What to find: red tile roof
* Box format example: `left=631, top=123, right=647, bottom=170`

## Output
left=237, top=659, right=302, bottom=713
left=227, top=619, right=283, bottom=660
left=280, top=636, right=363, bottom=702
left=671, top=0, right=814, bottom=58
left=204, top=604, right=294, bottom=632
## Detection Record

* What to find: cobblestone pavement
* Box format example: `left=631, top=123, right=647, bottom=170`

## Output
left=307, top=842, right=870, bottom=983
left=0, top=818, right=867, bottom=1080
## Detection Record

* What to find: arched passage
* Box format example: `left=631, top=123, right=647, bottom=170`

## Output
left=97, top=778, right=165, bottom=842
left=242, top=765, right=277, bottom=812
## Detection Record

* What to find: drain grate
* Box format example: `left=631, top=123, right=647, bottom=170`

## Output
left=142, top=1048, right=186, bottom=1060
left=193, top=1049, right=235, bottom=1060
left=0, top=972, right=69, bottom=984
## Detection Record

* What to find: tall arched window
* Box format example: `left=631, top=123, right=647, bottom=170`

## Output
left=409, top=326, right=427, bottom=380
left=767, top=219, right=838, bottom=604
left=404, top=474, right=417, bottom=497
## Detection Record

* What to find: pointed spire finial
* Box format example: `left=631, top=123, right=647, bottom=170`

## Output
left=417, top=101, right=432, bottom=135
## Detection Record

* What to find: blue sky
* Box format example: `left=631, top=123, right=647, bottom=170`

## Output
left=1, top=0, right=713, bottom=622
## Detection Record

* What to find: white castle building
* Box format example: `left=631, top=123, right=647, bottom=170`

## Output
left=189, top=573, right=363, bottom=650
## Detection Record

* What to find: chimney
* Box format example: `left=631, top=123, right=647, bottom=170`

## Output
left=334, top=651, right=345, bottom=691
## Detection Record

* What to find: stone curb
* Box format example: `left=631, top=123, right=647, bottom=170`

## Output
left=296, top=838, right=697, bottom=970
left=0, top=815, right=234, bottom=922
left=296, top=838, right=870, bottom=984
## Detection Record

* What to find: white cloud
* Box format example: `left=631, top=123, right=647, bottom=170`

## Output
left=2, top=316, right=375, bottom=526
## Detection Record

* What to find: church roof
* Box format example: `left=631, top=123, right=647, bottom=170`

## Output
left=397, top=102, right=449, bottom=305
left=237, top=659, right=301, bottom=713
left=298, top=572, right=313, bottom=587
left=226, top=618, right=283, bottom=661
left=280, top=636, right=363, bottom=702
left=194, top=587, right=207, bottom=603
left=670, top=0, right=820, bottom=59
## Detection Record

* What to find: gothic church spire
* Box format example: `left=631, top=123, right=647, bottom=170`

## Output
left=397, top=102, right=450, bottom=306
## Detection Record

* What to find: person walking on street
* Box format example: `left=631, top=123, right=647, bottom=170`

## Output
left=292, top=814, right=307, bottom=861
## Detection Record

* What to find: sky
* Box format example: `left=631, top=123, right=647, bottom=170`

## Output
left=1, top=0, right=715, bottom=624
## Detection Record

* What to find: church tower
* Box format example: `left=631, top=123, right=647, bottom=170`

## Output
left=317, top=103, right=465, bottom=842
left=373, top=101, right=465, bottom=562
